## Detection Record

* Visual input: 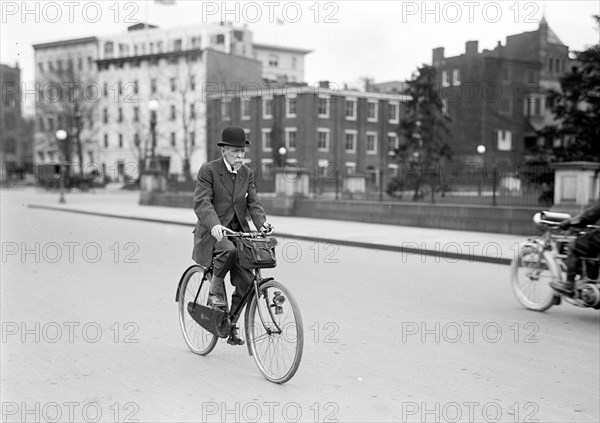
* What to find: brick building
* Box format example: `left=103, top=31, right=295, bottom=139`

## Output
left=207, top=85, right=409, bottom=191
left=1, top=63, right=34, bottom=180
left=431, top=18, right=572, bottom=168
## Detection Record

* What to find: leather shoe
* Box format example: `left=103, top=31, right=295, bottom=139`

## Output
left=208, top=293, right=228, bottom=308
left=227, top=327, right=245, bottom=346
left=550, top=280, right=574, bottom=295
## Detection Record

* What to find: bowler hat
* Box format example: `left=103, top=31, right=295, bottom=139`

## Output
left=217, top=126, right=250, bottom=147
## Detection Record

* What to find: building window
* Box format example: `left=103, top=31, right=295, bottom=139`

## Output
left=388, top=102, right=399, bottom=123
left=118, top=81, right=123, bottom=96
left=134, top=133, right=140, bottom=147
left=452, top=69, right=461, bottom=85
left=318, top=96, right=329, bottom=118
left=104, top=134, right=108, bottom=148
left=387, top=132, right=399, bottom=153
left=388, top=164, right=399, bottom=177
left=524, top=96, right=543, bottom=117
left=170, top=105, right=176, bottom=120
left=38, top=62, right=44, bottom=73
left=499, top=97, right=512, bottom=115
left=241, top=100, right=251, bottom=120
left=269, top=54, right=279, bottom=67
left=366, top=132, right=378, bottom=154
left=345, top=98, right=357, bottom=120
left=261, top=159, right=274, bottom=179
left=190, top=131, right=196, bottom=147
left=118, top=134, right=123, bottom=148
left=262, top=97, right=273, bottom=119
left=345, top=130, right=357, bottom=153
left=190, top=103, right=196, bottom=119
left=171, top=132, right=176, bottom=146
left=170, top=78, right=176, bottom=92
left=215, top=34, right=225, bottom=44
left=221, top=101, right=231, bottom=121
left=502, top=67, right=511, bottom=82
left=133, top=80, right=139, bottom=94
left=244, top=129, right=251, bottom=144
left=190, top=75, right=196, bottom=91
left=345, top=162, right=356, bottom=176
left=317, top=129, right=330, bottom=151
left=286, top=97, right=297, bottom=117
left=367, top=101, right=378, bottom=122
left=133, top=106, right=139, bottom=122
left=157, top=41, right=163, bottom=53
left=442, top=70, right=449, bottom=86
left=151, top=79, right=157, bottom=94
left=173, top=39, right=182, bottom=51
left=262, top=128, right=272, bottom=151
left=497, top=130, right=512, bottom=151
left=285, top=128, right=297, bottom=151
left=103, top=108, right=108, bottom=124
left=118, top=108, right=123, bottom=123
left=292, top=56, right=297, bottom=69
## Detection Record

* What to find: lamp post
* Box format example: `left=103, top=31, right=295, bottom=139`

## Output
left=477, top=145, right=485, bottom=197
left=148, top=99, right=159, bottom=170
left=278, top=146, right=287, bottom=168
left=56, top=129, right=68, bottom=204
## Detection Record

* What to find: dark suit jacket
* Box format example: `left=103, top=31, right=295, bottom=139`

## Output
left=192, top=158, right=266, bottom=267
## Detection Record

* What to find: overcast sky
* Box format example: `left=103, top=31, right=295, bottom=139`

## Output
left=1, top=0, right=598, bottom=114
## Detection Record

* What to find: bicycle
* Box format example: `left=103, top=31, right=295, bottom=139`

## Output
left=511, top=211, right=600, bottom=312
left=175, top=228, right=304, bottom=384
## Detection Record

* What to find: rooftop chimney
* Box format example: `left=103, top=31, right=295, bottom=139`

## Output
left=432, top=47, right=444, bottom=66
left=465, top=41, right=478, bottom=56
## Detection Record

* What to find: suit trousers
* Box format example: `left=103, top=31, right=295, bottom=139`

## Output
left=566, top=229, right=600, bottom=282
left=212, top=237, right=253, bottom=313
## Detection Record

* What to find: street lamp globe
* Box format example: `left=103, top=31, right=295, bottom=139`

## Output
left=477, top=145, right=486, bottom=154
left=148, top=99, right=159, bottom=111
left=278, top=147, right=287, bottom=156
left=56, top=129, right=67, bottom=141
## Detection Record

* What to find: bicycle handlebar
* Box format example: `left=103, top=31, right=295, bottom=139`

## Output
left=223, top=227, right=275, bottom=237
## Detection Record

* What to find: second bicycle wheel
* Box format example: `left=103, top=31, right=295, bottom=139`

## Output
left=246, top=280, right=303, bottom=384
left=178, top=266, right=218, bottom=355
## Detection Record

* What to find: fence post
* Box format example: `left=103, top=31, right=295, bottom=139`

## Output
left=492, top=166, right=498, bottom=206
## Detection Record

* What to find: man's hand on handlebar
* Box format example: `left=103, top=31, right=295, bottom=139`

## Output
left=260, top=221, right=274, bottom=235
left=559, top=219, right=572, bottom=231
left=211, top=224, right=227, bottom=242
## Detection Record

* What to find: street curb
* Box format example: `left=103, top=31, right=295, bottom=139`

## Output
left=28, top=204, right=511, bottom=266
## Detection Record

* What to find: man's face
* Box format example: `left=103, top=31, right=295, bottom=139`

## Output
left=222, top=146, right=246, bottom=171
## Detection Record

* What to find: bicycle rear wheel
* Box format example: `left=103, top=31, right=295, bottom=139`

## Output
left=246, top=280, right=303, bottom=384
left=178, top=266, right=218, bottom=355
left=511, top=243, right=560, bottom=312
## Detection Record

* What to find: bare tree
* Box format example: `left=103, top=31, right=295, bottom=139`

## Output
left=37, top=54, right=99, bottom=176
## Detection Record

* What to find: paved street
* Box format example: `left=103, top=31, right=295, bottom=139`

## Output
left=1, top=189, right=599, bottom=423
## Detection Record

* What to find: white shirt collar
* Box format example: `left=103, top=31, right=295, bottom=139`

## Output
left=223, top=158, right=237, bottom=174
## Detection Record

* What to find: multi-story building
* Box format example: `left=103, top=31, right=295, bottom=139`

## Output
left=33, top=22, right=310, bottom=181
left=33, top=36, right=100, bottom=173
left=1, top=63, right=34, bottom=180
left=207, top=84, right=408, bottom=191
left=431, top=17, right=572, bottom=168
left=252, top=43, right=311, bottom=83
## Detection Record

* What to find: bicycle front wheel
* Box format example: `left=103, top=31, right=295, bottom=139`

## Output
left=511, top=243, right=560, bottom=312
left=178, top=266, right=218, bottom=355
left=246, top=280, right=303, bottom=384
